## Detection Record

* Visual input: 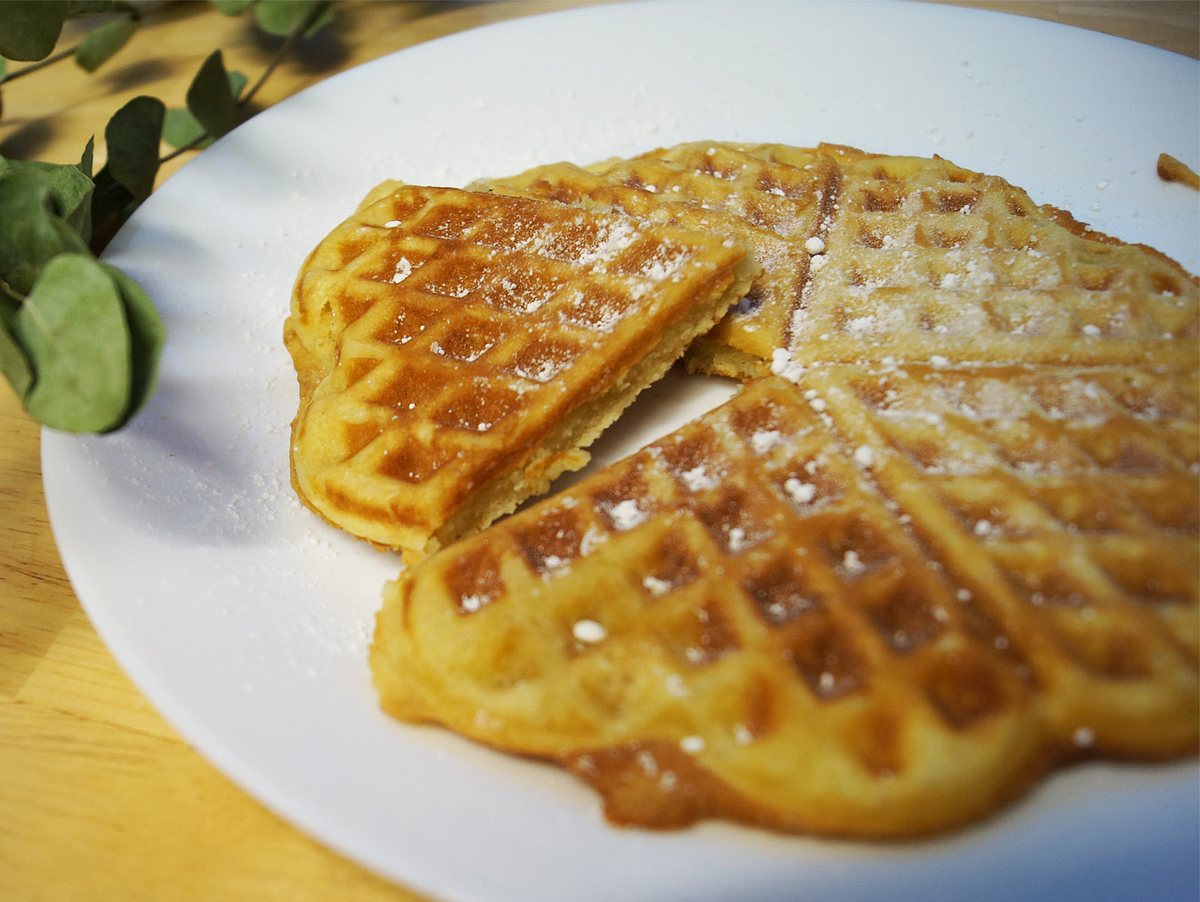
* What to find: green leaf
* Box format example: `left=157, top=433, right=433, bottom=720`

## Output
left=211, top=0, right=252, bottom=14
left=89, top=168, right=134, bottom=247
left=102, top=263, right=164, bottom=426
left=0, top=1, right=69, bottom=62
left=186, top=50, right=238, bottom=139
left=78, top=136, right=95, bottom=180
left=45, top=163, right=94, bottom=241
left=0, top=156, right=95, bottom=241
left=226, top=69, right=248, bottom=100
left=0, top=168, right=89, bottom=296
left=252, top=0, right=306, bottom=36
left=304, top=2, right=335, bottom=37
left=66, top=1, right=124, bottom=16
left=164, top=69, right=245, bottom=150
left=0, top=294, right=33, bottom=400
left=88, top=97, right=162, bottom=246
left=162, top=107, right=211, bottom=151
left=74, top=17, right=137, bottom=72
left=0, top=58, right=8, bottom=82
left=102, top=95, right=164, bottom=202
left=253, top=0, right=332, bottom=38
left=13, top=253, right=131, bottom=433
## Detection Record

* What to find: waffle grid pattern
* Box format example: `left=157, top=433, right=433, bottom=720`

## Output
left=775, top=148, right=1199, bottom=368
left=287, top=185, right=746, bottom=549
left=487, top=142, right=1198, bottom=375
left=478, top=146, right=834, bottom=375
left=366, top=145, right=1199, bottom=836
left=375, top=371, right=1198, bottom=834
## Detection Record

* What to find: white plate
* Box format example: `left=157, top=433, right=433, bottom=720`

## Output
left=42, top=2, right=1199, bottom=900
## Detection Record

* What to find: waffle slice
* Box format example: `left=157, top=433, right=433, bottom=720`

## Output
left=285, top=184, right=755, bottom=556
left=750, top=143, right=1199, bottom=372
left=473, top=146, right=833, bottom=379
left=371, top=371, right=1199, bottom=837
left=482, top=143, right=1198, bottom=377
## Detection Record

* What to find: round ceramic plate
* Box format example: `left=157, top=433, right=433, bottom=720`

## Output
left=42, top=2, right=1199, bottom=900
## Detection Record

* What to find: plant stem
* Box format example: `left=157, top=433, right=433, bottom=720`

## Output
left=240, top=1, right=333, bottom=108
left=158, top=132, right=207, bottom=165
left=2, top=47, right=75, bottom=84
left=2, top=9, right=142, bottom=85
left=1, top=277, right=28, bottom=305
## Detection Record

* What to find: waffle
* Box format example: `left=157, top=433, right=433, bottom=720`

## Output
left=479, top=143, right=1198, bottom=378
left=372, top=371, right=1199, bottom=836
left=285, top=184, right=756, bottom=556
left=753, top=143, right=1198, bottom=371
left=473, top=146, right=831, bottom=379
left=359, top=142, right=1198, bottom=836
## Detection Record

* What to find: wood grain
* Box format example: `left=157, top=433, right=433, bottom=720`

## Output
left=1, top=2, right=1195, bottom=899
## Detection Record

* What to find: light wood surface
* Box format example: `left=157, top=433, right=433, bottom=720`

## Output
left=2, top=2, right=1196, bottom=900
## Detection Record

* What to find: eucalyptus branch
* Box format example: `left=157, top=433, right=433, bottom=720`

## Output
left=241, top=0, right=332, bottom=108
left=158, top=0, right=333, bottom=166
left=158, top=131, right=207, bottom=165
left=1, top=277, right=28, bottom=305
left=2, top=47, right=75, bottom=84
left=0, top=0, right=338, bottom=433
left=2, top=9, right=141, bottom=85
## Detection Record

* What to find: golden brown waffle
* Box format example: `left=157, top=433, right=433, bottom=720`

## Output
left=285, top=184, right=755, bottom=556
left=371, top=371, right=1199, bottom=837
left=752, top=143, right=1198, bottom=372
left=480, top=143, right=1198, bottom=378
left=352, top=142, right=1198, bottom=837
left=474, top=144, right=833, bottom=379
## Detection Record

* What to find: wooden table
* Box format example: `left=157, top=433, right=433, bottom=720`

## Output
left=2, top=2, right=1195, bottom=899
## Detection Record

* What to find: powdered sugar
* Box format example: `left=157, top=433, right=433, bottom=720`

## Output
left=783, top=478, right=817, bottom=505
left=643, top=575, right=673, bottom=597
left=572, top=618, right=607, bottom=643
left=390, top=256, right=413, bottom=283
left=679, top=465, right=718, bottom=492
left=770, top=348, right=805, bottom=383
left=751, top=429, right=782, bottom=454
left=607, top=498, right=648, bottom=531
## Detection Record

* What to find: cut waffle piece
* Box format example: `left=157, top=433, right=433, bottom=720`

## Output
left=371, top=372, right=1199, bottom=837
left=285, top=184, right=755, bottom=556
left=472, top=146, right=832, bottom=379
left=479, top=142, right=1198, bottom=378
left=750, top=143, right=1199, bottom=372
